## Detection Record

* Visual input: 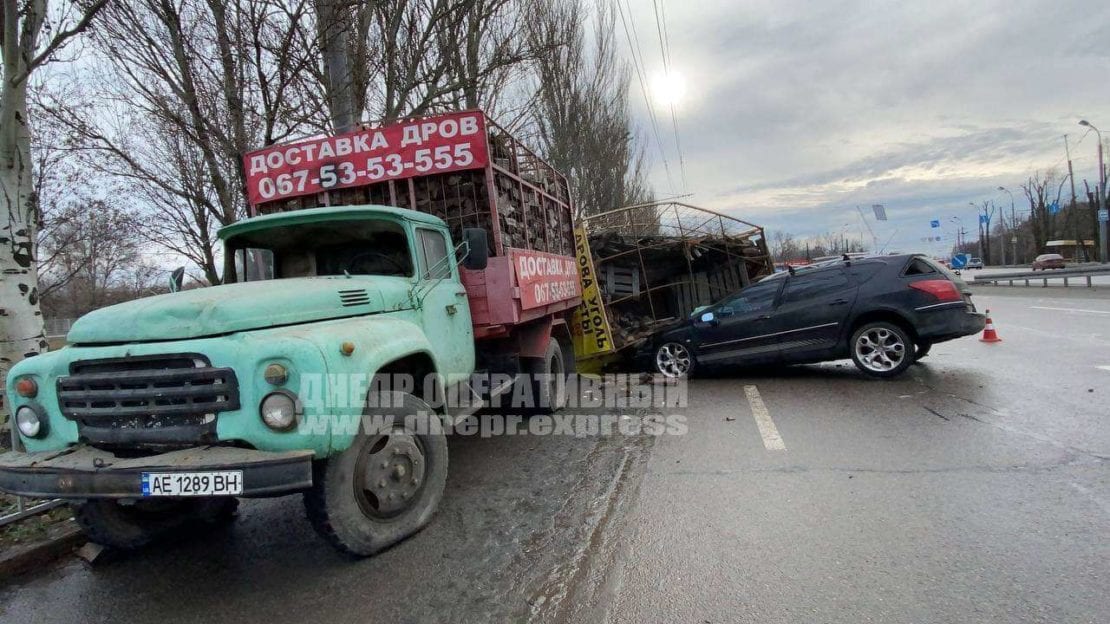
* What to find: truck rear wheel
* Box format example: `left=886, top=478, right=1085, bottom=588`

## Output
left=524, top=339, right=571, bottom=412
left=303, top=392, right=448, bottom=557
left=74, top=497, right=238, bottom=550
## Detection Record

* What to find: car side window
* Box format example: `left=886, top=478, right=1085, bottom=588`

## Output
left=417, top=229, right=450, bottom=279
left=782, top=269, right=851, bottom=304
left=719, top=282, right=779, bottom=314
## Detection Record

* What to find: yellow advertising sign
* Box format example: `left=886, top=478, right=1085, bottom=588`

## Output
left=570, top=226, right=615, bottom=357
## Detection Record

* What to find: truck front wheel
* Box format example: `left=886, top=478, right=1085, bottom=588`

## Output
left=303, top=392, right=448, bottom=556
left=74, top=497, right=238, bottom=550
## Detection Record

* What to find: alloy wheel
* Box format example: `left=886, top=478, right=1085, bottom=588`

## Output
left=854, top=327, right=907, bottom=372
left=656, top=342, right=692, bottom=378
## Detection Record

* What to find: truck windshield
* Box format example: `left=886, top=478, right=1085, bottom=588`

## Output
left=229, top=219, right=414, bottom=281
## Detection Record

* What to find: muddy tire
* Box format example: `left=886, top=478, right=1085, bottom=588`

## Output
left=303, top=392, right=448, bottom=557
left=523, top=339, right=569, bottom=413
left=74, top=497, right=236, bottom=550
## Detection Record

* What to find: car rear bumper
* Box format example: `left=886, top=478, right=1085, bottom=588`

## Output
left=914, top=303, right=985, bottom=342
left=0, top=445, right=314, bottom=499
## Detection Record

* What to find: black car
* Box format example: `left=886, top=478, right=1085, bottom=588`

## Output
left=645, top=254, right=985, bottom=379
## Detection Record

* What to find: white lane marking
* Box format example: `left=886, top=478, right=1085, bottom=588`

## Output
left=1098, top=365, right=1110, bottom=372
left=1030, top=306, right=1110, bottom=315
left=744, top=385, right=785, bottom=451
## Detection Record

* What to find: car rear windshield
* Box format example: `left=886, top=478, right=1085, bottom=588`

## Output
left=905, top=256, right=962, bottom=282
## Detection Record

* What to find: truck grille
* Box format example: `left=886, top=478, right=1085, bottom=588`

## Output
left=57, top=354, right=240, bottom=447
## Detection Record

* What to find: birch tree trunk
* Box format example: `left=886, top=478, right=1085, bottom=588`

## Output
left=0, top=67, right=48, bottom=408
left=1, top=0, right=109, bottom=418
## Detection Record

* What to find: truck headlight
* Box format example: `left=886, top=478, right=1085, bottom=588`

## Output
left=260, top=391, right=299, bottom=431
left=16, top=405, right=47, bottom=438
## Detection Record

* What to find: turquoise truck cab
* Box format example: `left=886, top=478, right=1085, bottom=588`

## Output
left=1, top=205, right=490, bottom=555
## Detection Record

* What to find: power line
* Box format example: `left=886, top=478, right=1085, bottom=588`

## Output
left=651, top=0, right=688, bottom=193
left=614, top=0, right=676, bottom=196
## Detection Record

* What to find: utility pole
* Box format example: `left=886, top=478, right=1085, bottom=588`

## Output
left=1079, top=120, right=1107, bottom=263
left=999, top=186, right=1018, bottom=265
left=1065, top=135, right=1081, bottom=260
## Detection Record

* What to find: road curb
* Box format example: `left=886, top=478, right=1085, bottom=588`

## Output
left=0, top=521, right=85, bottom=581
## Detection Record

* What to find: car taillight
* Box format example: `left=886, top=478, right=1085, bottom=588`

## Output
left=909, top=279, right=962, bottom=302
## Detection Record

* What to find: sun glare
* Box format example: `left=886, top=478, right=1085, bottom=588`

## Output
left=652, top=71, right=687, bottom=108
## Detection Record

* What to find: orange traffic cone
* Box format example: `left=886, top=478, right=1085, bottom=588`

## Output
left=980, top=309, right=1002, bottom=343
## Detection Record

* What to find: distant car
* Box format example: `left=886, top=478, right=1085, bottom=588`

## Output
left=642, top=254, right=985, bottom=379
left=966, top=257, right=983, bottom=269
left=1032, top=254, right=1065, bottom=270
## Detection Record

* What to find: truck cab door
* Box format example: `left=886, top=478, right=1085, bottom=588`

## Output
left=415, top=227, right=475, bottom=376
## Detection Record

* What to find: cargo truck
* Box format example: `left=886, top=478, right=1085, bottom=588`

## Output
left=0, top=110, right=581, bottom=555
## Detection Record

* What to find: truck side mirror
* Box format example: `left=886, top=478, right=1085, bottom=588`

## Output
left=169, top=267, right=185, bottom=293
left=462, top=228, right=489, bottom=270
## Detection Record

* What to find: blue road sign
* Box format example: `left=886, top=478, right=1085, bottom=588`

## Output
left=930, top=219, right=940, bottom=228
left=950, top=253, right=969, bottom=269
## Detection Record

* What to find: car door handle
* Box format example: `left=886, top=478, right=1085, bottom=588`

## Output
left=455, top=291, right=468, bottom=297
left=829, top=299, right=849, bottom=306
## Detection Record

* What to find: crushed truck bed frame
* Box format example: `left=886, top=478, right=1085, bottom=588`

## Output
left=581, top=201, right=773, bottom=355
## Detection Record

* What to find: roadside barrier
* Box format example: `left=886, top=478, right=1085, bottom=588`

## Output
left=972, top=265, right=1110, bottom=288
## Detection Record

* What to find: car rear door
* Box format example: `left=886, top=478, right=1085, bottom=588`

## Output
left=691, top=279, right=784, bottom=365
left=768, top=267, right=857, bottom=357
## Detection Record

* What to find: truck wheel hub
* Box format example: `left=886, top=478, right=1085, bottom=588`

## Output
left=357, top=431, right=426, bottom=517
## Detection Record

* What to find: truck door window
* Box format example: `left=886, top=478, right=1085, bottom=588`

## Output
left=417, top=229, right=450, bottom=279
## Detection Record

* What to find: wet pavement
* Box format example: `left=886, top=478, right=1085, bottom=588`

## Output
left=3, top=286, right=1109, bottom=623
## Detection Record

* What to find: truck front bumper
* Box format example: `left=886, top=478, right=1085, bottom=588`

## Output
left=0, top=445, right=315, bottom=499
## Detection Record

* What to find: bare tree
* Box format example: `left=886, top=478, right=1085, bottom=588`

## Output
left=526, top=0, right=650, bottom=217
left=38, top=203, right=145, bottom=317
left=41, top=0, right=321, bottom=284
left=1022, top=171, right=1053, bottom=251
left=1, top=0, right=110, bottom=416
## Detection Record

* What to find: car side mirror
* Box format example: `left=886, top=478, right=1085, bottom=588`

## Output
left=699, top=312, right=716, bottom=325
left=169, top=267, right=185, bottom=293
left=461, top=228, right=488, bottom=270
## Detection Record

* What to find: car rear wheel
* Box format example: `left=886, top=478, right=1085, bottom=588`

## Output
left=851, top=322, right=915, bottom=378
left=655, top=342, right=694, bottom=378
left=914, top=341, right=932, bottom=361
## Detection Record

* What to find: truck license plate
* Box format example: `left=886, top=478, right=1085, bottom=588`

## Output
left=141, top=471, right=244, bottom=497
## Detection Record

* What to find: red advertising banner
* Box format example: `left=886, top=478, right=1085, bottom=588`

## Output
left=242, top=110, right=489, bottom=206
left=512, top=248, right=581, bottom=310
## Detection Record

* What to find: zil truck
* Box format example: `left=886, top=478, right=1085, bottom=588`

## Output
left=0, top=110, right=582, bottom=556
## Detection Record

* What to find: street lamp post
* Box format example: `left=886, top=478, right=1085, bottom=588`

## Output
left=969, top=202, right=984, bottom=260
left=999, top=186, right=1017, bottom=265
left=1079, top=120, right=1107, bottom=263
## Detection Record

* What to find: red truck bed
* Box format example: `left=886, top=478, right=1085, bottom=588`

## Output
left=242, top=110, right=581, bottom=340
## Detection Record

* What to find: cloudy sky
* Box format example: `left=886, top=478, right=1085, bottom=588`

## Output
left=621, top=0, right=1110, bottom=255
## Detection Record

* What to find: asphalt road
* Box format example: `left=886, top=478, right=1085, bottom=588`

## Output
left=3, top=286, right=1109, bottom=623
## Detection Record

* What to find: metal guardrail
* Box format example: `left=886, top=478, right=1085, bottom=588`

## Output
left=0, top=423, right=64, bottom=527
left=972, top=265, right=1110, bottom=288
